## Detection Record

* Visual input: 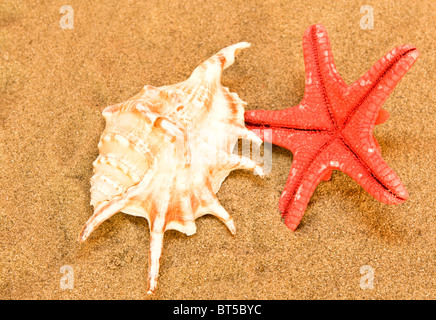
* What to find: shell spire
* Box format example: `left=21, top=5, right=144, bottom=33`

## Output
left=78, top=42, right=264, bottom=294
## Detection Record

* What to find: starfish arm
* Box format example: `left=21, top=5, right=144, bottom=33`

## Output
left=244, top=104, right=333, bottom=130
left=301, top=24, right=347, bottom=91
left=266, top=130, right=334, bottom=230
left=331, top=139, right=409, bottom=204
left=244, top=108, right=297, bottom=128
left=245, top=125, right=333, bottom=153
left=343, top=45, right=419, bottom=129
left=279, top=144, right=333, bottom=231
left=300, top=24, right=353, bottom=127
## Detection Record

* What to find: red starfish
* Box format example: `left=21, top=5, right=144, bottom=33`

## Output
left=245, top=24, right=419, bottom=230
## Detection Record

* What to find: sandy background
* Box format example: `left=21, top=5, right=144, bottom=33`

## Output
left=0, top=0, right=434, bottom=299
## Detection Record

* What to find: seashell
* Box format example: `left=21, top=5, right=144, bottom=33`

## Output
left=78, top=42, right=264, bottom=294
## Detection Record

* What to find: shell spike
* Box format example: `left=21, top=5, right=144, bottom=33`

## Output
left=217, top=42, right=251, bottom=70
left=207, top=198, right=237, bottom=235
left=189, top=42, right=251, bottom=82
left=78, top=198, right=126, bottom=243
left=231, top=125, right=263, bottom=146
left=225, top=153, right=265, bottom=177
left=147, top=230, right=164, bottom=294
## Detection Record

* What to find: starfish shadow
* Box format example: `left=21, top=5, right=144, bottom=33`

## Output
left=330, top=172, right=408, bottom=243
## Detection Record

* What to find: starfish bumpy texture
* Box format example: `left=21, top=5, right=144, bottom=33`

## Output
left=245, top=24, right=419, bottom=230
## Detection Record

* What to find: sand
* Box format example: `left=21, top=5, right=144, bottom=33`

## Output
left=0, top=0, right=434, bottom=299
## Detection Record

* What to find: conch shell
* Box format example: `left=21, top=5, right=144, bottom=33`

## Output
left=78, top=42, right=264, bottom=294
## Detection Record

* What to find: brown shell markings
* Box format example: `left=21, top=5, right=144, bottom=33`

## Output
left=78, top=42, right=264, bottom=294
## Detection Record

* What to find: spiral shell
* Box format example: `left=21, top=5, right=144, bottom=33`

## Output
left=78, top=42, right=264, bottom=294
